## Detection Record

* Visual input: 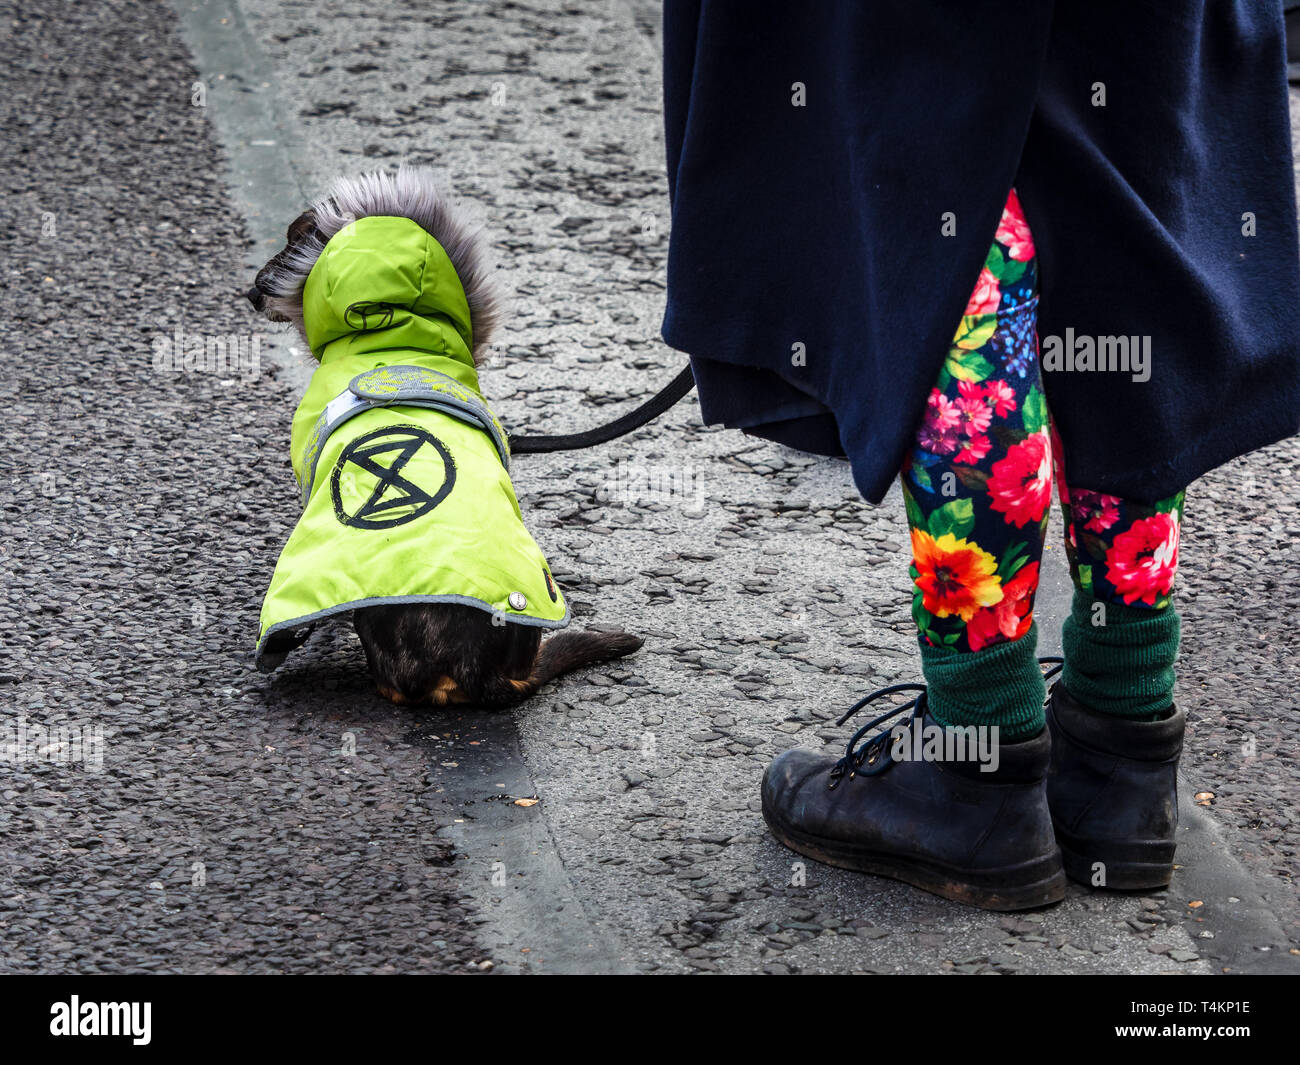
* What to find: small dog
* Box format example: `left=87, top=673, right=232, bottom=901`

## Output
left=247, top=167, right=641, bottom=707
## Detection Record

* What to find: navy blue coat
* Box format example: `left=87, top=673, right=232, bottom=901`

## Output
left=661, top=1, right=1300, bottom=504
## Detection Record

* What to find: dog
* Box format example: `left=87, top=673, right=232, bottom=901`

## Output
left=247, top=166, right=641, bottom=707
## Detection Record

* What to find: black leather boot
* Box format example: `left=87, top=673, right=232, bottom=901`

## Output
left=761, top=684, right=1065, bottom=911
left=1045, top=682, right=1185, bottom=890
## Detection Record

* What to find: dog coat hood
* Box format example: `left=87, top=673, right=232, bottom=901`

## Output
left=256, top=215, right=567, bottom=671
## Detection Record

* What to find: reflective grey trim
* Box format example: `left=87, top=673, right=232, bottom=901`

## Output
left=255, top=593, right=571, bottom=672
left=298, top=364, right=511, bottom=506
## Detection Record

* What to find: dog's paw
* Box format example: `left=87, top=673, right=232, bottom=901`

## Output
left=375, top=684, right=408, bottom=706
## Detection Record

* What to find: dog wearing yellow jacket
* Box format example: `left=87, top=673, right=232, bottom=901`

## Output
left=247, top=167, right=640, bottom=706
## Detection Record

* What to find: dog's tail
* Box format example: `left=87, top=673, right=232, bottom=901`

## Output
left=508, top=629, right=642, bottom=703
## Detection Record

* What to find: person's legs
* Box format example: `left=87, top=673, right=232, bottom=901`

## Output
left=902, top=187, right=1050, bottom=743
left=763, top=186, right=1192, bottom=904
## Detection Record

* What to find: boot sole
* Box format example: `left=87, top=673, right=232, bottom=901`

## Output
left=763, top=797, right=1066, bottom=912
left=1053, top=822, right=1174, bottom=890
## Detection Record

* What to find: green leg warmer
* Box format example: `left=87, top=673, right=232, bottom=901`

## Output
left=1061, top=587, right=1179, bottom=718
left=920, top=623, right=1046, bottom=742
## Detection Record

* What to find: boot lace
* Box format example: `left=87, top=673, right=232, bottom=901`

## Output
left=825, top=658, right=1065, bottom=791
left=826, top=683, right=929, bottom=790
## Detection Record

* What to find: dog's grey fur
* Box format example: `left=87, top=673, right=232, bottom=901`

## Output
left=257, top=166, right=503, bottom=363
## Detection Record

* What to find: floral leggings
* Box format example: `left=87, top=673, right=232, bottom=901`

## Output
left=903, top=189, right=1185, bottom=654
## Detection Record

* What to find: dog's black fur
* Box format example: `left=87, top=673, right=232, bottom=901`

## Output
left=248, top=171, right=641, bottom=707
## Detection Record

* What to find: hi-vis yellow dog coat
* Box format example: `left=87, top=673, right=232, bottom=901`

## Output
left=256, top=215, right=568, bottom=671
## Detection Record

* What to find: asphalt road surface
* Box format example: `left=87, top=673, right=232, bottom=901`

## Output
left=1, top=0, right=1297, bottom=974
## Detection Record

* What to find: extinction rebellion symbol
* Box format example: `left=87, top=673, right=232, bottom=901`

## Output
left=331, top=424, right=456, bottom=530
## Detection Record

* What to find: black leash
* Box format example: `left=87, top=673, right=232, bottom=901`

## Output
left=508, top=363, right=695, bottom=454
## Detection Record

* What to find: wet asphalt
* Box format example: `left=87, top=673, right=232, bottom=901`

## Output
left=1, top=0, right=484, bottom=973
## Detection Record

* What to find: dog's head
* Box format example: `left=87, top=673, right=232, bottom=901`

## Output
left=245, top=166, right=503, bottom=363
